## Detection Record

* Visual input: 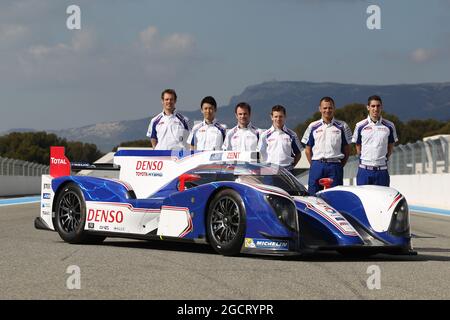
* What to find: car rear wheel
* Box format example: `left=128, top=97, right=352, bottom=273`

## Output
left=206, top=189, right=246, bottom=256
left=54, top=183, right=105, bottom=244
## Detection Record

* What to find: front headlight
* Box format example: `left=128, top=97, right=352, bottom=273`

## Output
left=388, top=198, right=410, bottom=236
left=265, top=195, right=298, bottom=232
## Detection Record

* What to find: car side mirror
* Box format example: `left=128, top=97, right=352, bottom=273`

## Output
left=318, top=178, right=334, bottom=190
left=178, top=174, right=201, bottom=191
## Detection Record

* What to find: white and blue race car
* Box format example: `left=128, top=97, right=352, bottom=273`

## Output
left=35, top=147, right=415, bottom=257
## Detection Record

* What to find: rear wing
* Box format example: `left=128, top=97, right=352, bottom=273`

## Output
left=71, top=162, right=120, bottom=171
left=49, top=146, right=119, bottom=178
left=49, top=147, right=259, bottom=178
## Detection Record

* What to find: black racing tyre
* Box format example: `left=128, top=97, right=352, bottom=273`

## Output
left=53, top=183, right=105, bottom=244
left=206, top=189, right=246, bottom=256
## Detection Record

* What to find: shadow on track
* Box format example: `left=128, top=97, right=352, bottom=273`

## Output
left=91, top=239, right=450, bottom=262
left=413, top=247, right=450, bottom=253
left=282, top=251, right=450, bottom=262
left=100, top=239, right=217, bottom=255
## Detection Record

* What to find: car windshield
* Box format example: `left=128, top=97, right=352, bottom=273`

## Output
left=190, top=163, right=308, bottom=196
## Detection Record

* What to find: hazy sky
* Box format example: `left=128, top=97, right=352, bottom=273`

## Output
left=1, top=0, right=449, bottom=132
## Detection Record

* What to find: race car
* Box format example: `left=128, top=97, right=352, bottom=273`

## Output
left=34, top=146, right=415, bottom=256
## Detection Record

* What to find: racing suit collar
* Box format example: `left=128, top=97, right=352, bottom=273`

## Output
left=162, top=109, right=177, bottom=117
left=203, top=118, right=218, bottom=126
left=320, top=118, right=336, bottom=126
left=238, top=122, right=254, bottom=130
left=367, top=115, right=383, bottom=125
left=270, top=124, right=287, bottom=132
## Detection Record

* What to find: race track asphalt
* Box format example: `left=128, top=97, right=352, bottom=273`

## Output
left=0, top=203, right=449, bottom=300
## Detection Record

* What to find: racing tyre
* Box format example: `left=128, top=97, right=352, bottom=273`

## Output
left=54, top=183, right=106, bottom=244
left=206, top=189, right=246, bottom=256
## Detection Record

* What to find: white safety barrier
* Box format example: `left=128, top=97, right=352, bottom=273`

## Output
left=0, top=176, right=42, bottom=196
left=390, top=174, right=450, bottom=210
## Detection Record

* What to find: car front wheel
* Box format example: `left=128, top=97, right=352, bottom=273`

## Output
left=206, top=189, right=246, bottom=256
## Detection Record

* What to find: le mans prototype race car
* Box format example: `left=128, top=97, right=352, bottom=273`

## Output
left=35, top=146, right=415, bottom=257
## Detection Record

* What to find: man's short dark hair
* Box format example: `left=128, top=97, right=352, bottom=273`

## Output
left=271, top=105, right=286, bottom=115
left=235, top=102, right=251, bottom=114
left=200, top=96, right=217, bottom=110
left=320, top=96, right=335, bottom=106
left=368, top=95, right=382, bottom=105
left=161, top=89, right=177, bottom=101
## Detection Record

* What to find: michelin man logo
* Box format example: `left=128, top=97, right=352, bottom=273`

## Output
left=245, top=238, right=256, bottom=248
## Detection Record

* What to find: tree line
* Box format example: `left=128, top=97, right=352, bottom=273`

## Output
left=0, top=131, right=103, bottom=165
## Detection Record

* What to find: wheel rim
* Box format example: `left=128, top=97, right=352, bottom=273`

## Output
left=211, top=196, right=240, bottom=245
left=58, top=191, right=82, bottom=233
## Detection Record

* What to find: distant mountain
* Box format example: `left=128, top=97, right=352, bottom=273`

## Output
left=2, top=128, right=37, bottom=134
left=51, top=81, right=450, bottom=152
left=219, top=81, right=450, bottom=128
left=48, top=119, right=149, bottom=152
